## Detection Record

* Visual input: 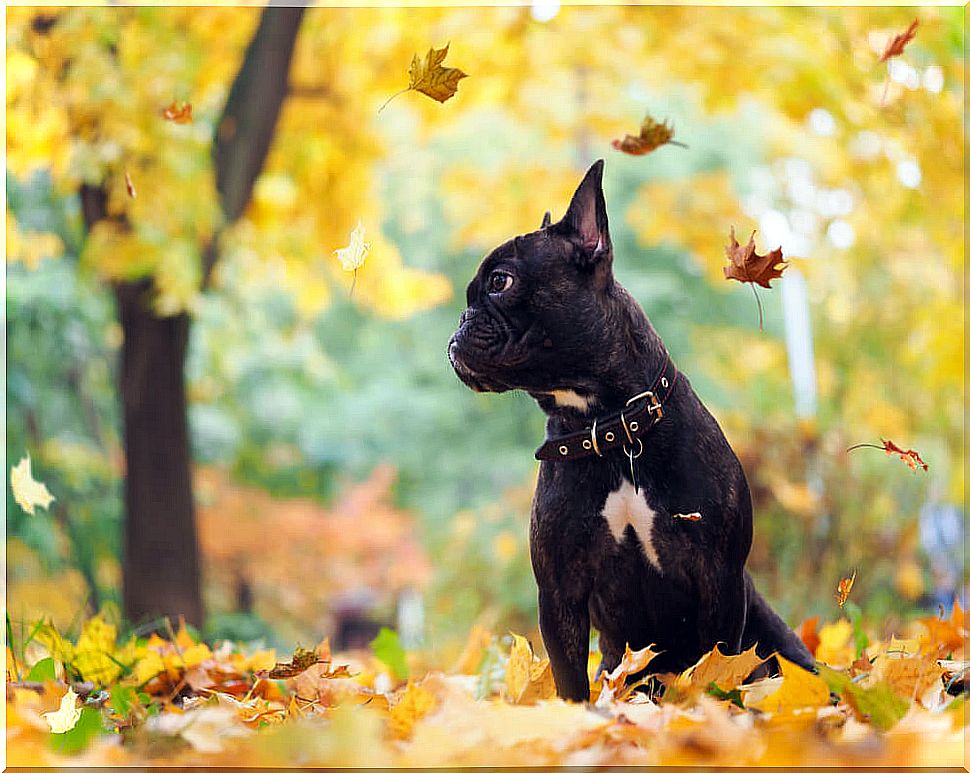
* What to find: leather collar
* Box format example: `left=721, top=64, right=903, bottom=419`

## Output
left=535, top=355, right=679, bottom=462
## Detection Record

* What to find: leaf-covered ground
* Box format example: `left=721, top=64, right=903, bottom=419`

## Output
left=6, top=607, right=967, bottom=766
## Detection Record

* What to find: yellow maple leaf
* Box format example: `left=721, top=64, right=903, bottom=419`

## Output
left=380, top=43, right=467, bottom=111
left=874, top=653, right=945, bottom=702
left=333, top=220, right=370, bottom=273
left=505, top=632, right=535, bottom=703
left=597, top=643, right=659, bottom=703
left=680, top=643, right=764, bottom=693
left=408, top=43, right=468, bottom=103
left=747, top=655, right=829, bottom=714
left=388, top=681, right=437, bottom=739
left=43, top=687, right=81, bottom=734
left=73, top=614, right=123, bottom=684
left=10, top=455, right=55, bottom=516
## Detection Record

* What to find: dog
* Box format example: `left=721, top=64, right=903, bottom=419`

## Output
left=448, top=159, right=815, bottom=701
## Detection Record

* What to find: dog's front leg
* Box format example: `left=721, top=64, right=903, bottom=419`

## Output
left=537, top=586, right=590, bottom=701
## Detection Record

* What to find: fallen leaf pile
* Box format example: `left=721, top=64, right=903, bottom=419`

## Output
left=7, top=604, right=966, bottom=766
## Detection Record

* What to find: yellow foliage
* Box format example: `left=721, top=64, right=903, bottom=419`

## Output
left=747, top=655, right=830, bottom=714
left=815, top=619, right=854, bottom=668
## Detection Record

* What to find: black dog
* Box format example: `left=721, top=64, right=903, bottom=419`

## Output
left=448, top=160, right=815, bottom=701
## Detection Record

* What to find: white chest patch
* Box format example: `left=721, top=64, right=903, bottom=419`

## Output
left=600, top=482, right=662, bottom=572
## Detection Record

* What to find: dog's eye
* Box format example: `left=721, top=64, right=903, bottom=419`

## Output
left=487, top=270, right=514, bottom=294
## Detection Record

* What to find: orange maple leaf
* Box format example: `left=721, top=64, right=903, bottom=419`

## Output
left=836, top=571, right=856, bottom=608
left=723, top=227, right=788, bottom=289
left=611, top=115, right=686, bottom=156
left=880, top=18, right=918, bottom=63
left=162, top=100, right=193, bottom=124
left=798, top=616, right=821, bottom=656
left=847, top=438, right=928, bottom=472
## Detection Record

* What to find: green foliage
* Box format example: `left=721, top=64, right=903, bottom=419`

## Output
left=109, top=684, right=136, bottom=720
left=27, top=656, right=57, bottom=682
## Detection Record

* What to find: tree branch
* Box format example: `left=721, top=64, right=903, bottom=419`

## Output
left=207, top=6, right=305, bottom=284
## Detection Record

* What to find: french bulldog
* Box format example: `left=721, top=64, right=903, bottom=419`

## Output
left=448, top=159, right=815, bottom=701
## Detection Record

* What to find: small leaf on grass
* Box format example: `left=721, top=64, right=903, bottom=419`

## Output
left=371, top=627, right=408, bottom=680
left=707, top=683, right=745, bottom=708
left=49, top=706, right=102, bottom=754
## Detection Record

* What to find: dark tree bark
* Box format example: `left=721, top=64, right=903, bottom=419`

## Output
left=115, top=284, right=201, bottom=625
left=79, top=6, right=306, bottom=627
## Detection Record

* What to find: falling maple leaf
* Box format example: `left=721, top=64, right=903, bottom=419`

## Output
left=10, top=454, right=55, bottom=516
left=611, top=114, right=686, bottom=156
left=846, top=438, right=928, bottom=472
left=379, top=43, right=467, bottom=112
left=44, top=688, right=82, bottom=734
left=836, top=571, right=856, bottom=608
left=333, top=219, right=370, bottom=294
left=723, top=227, right=788, bottom=330
left=124, top=169, right=136, bottom=198
left=162, top=100, right=193, bottom=123
left=334, top=220, right=370, bottom=273
left=723, top=227, right=788, bottom=289
left=880, top=18, right=919, bottom=63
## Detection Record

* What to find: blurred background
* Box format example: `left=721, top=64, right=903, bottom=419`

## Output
left=6, top=5, right=964, bottom=664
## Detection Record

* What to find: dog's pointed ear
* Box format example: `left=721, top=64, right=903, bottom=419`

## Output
left=540, top=211, right=552, bottom=228
left=555, top=159, right=612, bottom=269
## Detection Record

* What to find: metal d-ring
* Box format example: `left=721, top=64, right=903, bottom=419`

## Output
left=590, top=417, right=603, bottom=457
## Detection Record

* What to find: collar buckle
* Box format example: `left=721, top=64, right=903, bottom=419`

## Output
left=625, top=390, right=664, bottom=421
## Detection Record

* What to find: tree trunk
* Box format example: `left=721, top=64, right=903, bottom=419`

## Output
left=115, top=281, right=202, bottom=626
left=80, top=6, right=305, bottom=629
